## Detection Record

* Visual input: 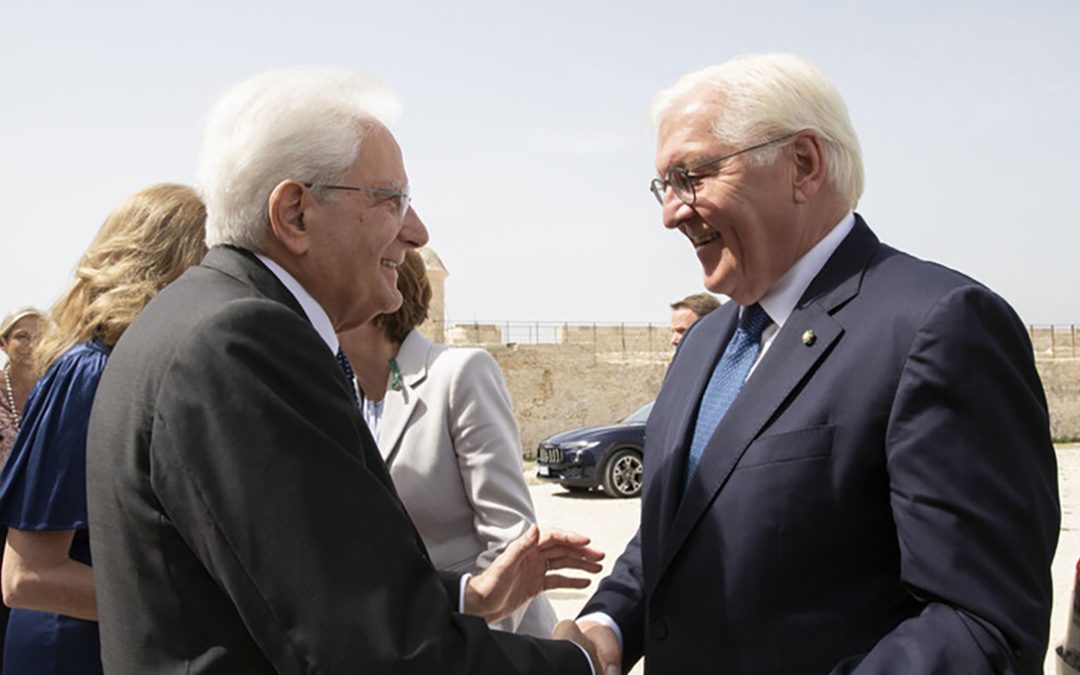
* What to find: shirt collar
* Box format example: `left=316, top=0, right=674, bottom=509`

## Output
left=756, top=211, right=855, bottom=328
left=255, top=253, right=339, bottom=355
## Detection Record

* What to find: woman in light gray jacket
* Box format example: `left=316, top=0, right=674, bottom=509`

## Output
left=339, top=250, right=556, bottom=637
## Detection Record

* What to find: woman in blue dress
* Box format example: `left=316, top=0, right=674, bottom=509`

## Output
left=0, top=183, right=206, bottom=674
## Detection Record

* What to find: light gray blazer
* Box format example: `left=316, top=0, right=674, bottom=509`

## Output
left=377, top=329, right=557, bottom=637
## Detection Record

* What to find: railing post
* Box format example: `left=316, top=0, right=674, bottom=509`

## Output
left=1051, top=325, right=1056, bottom=358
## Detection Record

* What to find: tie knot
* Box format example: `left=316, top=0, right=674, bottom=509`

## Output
left=739, top=303, right=771, bottom=340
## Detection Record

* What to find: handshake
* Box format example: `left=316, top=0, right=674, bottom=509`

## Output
left=463, top=524, right=621, bottom=675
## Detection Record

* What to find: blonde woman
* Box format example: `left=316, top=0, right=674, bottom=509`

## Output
left=0, top=307, right=44, bottom=466
left=339, top=250, right=558, bottom=638
left=0, top=184, right=206, bottom=674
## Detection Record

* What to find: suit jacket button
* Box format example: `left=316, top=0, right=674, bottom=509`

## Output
left=650, top=620, right=667, bottom=640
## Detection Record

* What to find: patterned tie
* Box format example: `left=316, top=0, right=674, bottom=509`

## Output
left=683, top=303, right=772, bottom=493
left=335, top=347, right=358, bottom=404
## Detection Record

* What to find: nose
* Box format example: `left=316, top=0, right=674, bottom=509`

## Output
left=670, top=332, right=681, bottom=347
left=661, top=193, right=694, bottom=231
left=400, top=205, right=429, bottom=248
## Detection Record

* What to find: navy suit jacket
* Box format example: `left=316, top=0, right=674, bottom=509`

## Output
left=582, top=216, right=1059, bottom=674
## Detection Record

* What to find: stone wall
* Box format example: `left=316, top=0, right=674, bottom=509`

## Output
left=1038, top=358, right=1080, bottom=442
left=420, top=250, right=1078, bottom=447
left=486, top=344, right=669, bottom=457
left=480, top=347, right=1080, bottom=455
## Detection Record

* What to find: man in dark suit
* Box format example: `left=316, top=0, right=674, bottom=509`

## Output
left=578, top=53, right=1059, bottom=674
left=85, top=68, right=602, bottom=674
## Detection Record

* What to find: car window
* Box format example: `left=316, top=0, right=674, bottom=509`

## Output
left=622, top=401, right=655, bottom=424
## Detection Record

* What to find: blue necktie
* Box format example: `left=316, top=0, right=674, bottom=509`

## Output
left=683, top=303, right=771, bottom=493
left=336, top=348, right=358, bottom=403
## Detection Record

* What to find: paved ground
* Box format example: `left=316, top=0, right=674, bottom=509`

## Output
left=528, top=443, right=1080, bottom=674
left=1049, top=444, right=1080, bottom=673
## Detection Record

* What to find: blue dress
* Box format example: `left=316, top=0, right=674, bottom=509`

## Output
left=0, top=341, right=109, bottom=675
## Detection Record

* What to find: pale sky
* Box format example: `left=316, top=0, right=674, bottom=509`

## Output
left=2, top=0, right=1077, bottom=330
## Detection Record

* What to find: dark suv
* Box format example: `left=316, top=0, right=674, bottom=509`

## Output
left=535, top=401, right=652, bottom=498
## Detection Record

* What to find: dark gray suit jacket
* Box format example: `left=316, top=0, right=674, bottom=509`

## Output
left=582, top=216, right=1059, bottom=674
left=86, top=246, right=589, bottom=674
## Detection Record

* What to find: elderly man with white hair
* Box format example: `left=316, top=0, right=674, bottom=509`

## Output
left=85, top=68, right=603, bottom=674
left=577, top=53, right=1058, bottom=674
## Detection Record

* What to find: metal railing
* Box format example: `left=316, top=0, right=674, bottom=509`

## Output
left=426, top=320, right=1079, bottom=359
left=438, top=319, right=672, bottom=354
left=1029, top=325, right=1079, bottom=360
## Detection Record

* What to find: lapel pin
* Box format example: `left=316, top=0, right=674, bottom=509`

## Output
left=802, top=329, right=817, bottom=347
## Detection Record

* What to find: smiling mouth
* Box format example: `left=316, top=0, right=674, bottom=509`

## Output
left=380, top=259, right=400, bottom=270
left=682, top=226, right=721, bottom=248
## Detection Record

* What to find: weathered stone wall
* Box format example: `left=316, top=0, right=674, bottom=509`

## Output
left=422, top=250, right=1078, bottom=449
left=1037, top=359, right=1080, bottom=442
left=480, top=346, right=1080, bottom=455
left=485, top=344, right=669, bottom=457
left=1030, top=326, right=1080, bottom=360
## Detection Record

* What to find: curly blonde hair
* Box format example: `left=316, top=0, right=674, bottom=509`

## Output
left=34, top=183, right=207, bottom=374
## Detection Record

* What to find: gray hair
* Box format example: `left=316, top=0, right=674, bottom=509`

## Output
left=198, top=67, right=402, bottom=251
left=652, top=53, right=864, bottom=208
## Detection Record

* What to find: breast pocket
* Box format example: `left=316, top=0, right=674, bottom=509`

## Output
left=737, top=424, right=834, bottom=469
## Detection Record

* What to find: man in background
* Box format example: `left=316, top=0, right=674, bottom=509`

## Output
left=668, top=292, right=720, bottom=347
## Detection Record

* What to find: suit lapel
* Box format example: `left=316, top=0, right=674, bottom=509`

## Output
left=379, top=331, right=430, bottom=465
left=654, top=217, right=881, bottom=582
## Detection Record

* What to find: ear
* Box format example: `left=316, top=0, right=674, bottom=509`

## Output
left=790, top=132, right=827, bottom=204
left=267, top=180, right=311, bottom=256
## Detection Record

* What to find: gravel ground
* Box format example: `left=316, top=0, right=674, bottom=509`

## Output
left=528, top=443, right=1080, bottom=674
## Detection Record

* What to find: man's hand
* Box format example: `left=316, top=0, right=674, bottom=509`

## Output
left=553, top=619, right=603, bottom=674
left=577, top=620, right=622, bottom=675
left=464, top=524, right=603, bottom=624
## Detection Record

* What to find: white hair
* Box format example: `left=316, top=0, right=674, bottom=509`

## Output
left=652, top=53, right=864, bottom=208
left=198, top=67, right=402, bottom=251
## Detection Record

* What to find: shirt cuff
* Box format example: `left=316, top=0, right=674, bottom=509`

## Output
left=461, top=574, right=592, bottom=673
left=459, top=573, right=471, bottom=613
left=577, top=611, right=623, bottom=651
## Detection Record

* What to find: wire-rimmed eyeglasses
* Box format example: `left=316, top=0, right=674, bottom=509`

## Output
left=649, top=132, right=798, bottom=207
left=303, top=182, right=411, bottom=221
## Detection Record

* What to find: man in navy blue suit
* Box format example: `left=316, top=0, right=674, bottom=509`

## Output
left=578, top=53, right=1059, bottom=674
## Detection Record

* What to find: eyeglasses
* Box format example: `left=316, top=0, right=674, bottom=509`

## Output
left=303, top=182, right=412, bottom=221
left=649, top=132, right=798, bottom=207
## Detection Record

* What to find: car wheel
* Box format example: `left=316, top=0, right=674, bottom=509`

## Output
left=602, top=449, right=643, bottom=498
left=563, top=485, right=591, bottom=493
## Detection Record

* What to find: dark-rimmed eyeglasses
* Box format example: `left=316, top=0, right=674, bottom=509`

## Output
left=649, top=132, right=798, bottom=207
left=303, top=182, right=411, bottom=222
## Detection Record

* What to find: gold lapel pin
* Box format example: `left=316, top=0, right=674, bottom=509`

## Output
left=802, top=329, right=816, bottom=347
